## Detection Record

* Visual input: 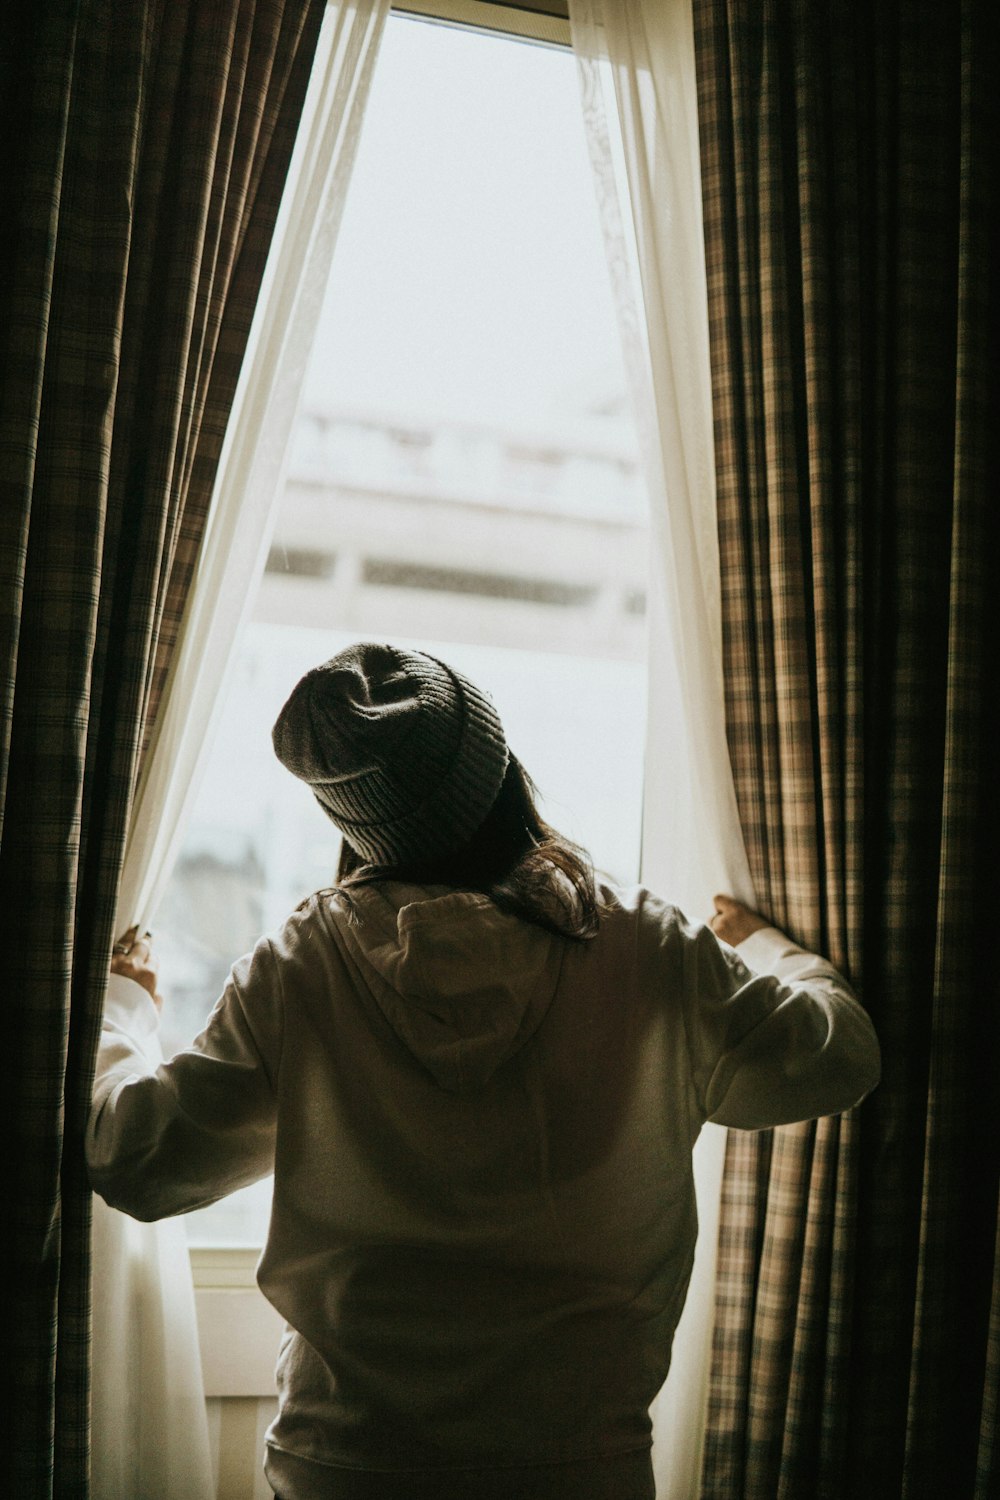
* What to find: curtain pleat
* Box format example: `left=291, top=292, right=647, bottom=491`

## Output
left=694, top=2, right=999, bottom=1497
left=0, top=0, right=326, bottom=1492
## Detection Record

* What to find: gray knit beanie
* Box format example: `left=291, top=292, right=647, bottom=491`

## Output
left=271, top=642, right=509, bottom=867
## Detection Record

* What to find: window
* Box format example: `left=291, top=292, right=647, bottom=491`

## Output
left=154, top=8, right=646, bottom=1246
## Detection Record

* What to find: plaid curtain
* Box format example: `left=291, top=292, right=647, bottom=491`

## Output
left=693, top=3, right=999, bottom=1498
left=0, top=0, right=325, bottom=1492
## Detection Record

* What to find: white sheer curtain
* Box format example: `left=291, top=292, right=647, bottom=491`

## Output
left=568, top=1, right=754, bottom=1495
left=91, top=5, right=389, bottom=1495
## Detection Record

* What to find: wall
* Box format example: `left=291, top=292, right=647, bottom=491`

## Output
left=193, top=1249, right=282, bottom=1500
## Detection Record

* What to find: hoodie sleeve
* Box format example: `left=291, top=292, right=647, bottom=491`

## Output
left=87, top=937, right=283, bottom=1221
left=678, top=917, right=880, bottom=1130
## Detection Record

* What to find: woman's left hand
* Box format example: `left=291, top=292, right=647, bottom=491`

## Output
left=111, top=927, right=163, bottom=1010
left=709, top=894, right=770, bottom=947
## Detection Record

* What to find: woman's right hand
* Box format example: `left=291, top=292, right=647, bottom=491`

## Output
left=111, top=927, right=163, bottom=1010
left=709, top=894, right=770, bottom=947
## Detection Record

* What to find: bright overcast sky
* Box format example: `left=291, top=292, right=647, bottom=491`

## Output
left=303, top=15, right=631, bottom=432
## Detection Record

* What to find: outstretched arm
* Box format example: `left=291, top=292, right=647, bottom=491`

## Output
left=684, top=896, right=880, bottom=1129
left=88, top=936, right=282, bottom=1221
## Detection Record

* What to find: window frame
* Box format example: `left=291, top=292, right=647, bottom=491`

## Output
left=394, top=1, right=570, bottom=49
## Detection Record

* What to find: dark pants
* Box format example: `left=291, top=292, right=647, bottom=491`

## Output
left=270, top=1449, right=656, bottom=1499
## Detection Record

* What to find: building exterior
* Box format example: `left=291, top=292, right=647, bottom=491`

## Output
left=260, top=403, right=647, bottom=658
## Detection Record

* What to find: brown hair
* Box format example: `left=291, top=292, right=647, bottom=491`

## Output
left=335, top=755, right=602, bottom=941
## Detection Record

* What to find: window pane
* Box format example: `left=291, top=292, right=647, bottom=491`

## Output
left=154, top=15, right=646, bottom=1245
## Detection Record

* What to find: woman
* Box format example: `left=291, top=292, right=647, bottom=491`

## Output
left=90, top=641, right=880, bottom=1500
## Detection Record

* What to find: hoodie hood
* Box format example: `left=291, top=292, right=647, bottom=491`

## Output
left=335, top=884, right=566, bottom=1093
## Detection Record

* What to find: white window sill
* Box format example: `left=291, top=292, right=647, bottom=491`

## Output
left=190, top=1247, right=283, bottom=1397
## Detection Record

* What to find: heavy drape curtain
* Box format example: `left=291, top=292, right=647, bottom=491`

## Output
left=568, top=2, right=753, bottom=1494
left=693, top=3, right=998, bottom=1497
left=92, top=7, right=388, bottom=1492
left=0, top=0, right=326, bottom=1491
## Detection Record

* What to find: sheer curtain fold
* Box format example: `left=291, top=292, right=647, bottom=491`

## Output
left=568, top=2, right=752, bottom=1495
left=92, top=6, right=390, bottom=1498
left=117, top=0, right=390, bottom=935
left=569, top=0, right=752, bottom=921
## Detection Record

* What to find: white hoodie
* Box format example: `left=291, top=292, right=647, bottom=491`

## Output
left=88, top=882, right=880, bottom=1499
